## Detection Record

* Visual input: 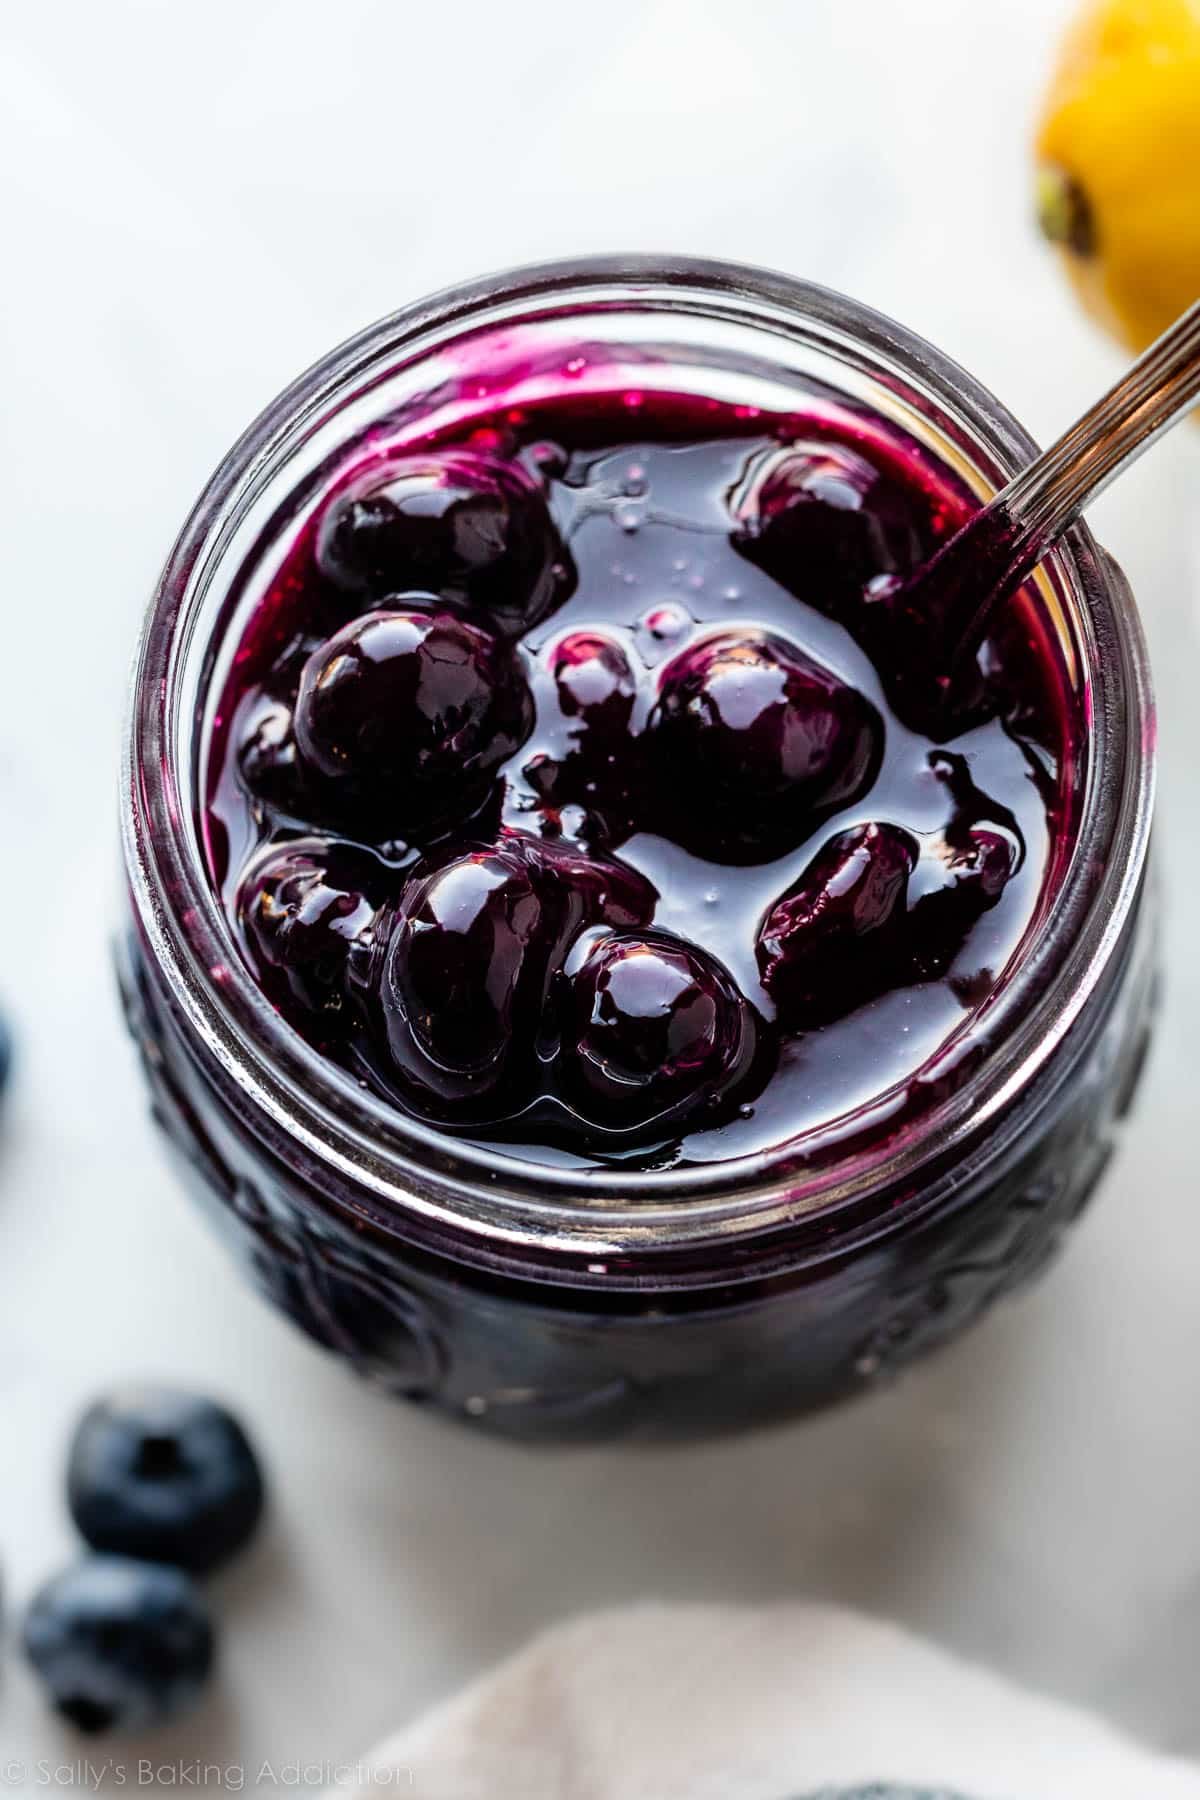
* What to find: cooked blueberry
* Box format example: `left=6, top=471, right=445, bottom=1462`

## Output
left=379, top=836, right=653, bottom=1117
left=530, top=630, right=643, bottom=841
left=294, top=606, right=532, bottom=833
left=523, top=834, right=656, bottom=931
left=551, top=631, right=637, bottom=737
left=757, top=822, right=919, bottom=1027
left=647, top=629, right=882, bottom=862
left=732, top=441, right=928, bottom=609
left=315, top=450, right=572, bottom=633
left=558, top=930, right=765, bottom=1133
left=67, top=1386, right=266, bottom=1575
left=236, top=693, right=305, bottom=811
left=237, top=841, right=380, bottom=1018
left=381, top=845, right=548, bottom=1114
left=509, top=755, right=639, bottom=852
left=907, top=825, right=1019, bottom=979
left=23, top=1557, right=215, bottom=1735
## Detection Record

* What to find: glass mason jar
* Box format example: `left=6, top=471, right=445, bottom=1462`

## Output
left=119, top=257, right=1156, bottom=1442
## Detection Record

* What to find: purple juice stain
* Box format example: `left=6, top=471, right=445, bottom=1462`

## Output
left=202, top=375, right=1079, bottom=1171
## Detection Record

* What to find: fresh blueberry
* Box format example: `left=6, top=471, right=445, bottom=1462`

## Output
left=558, top=929, right=766, bottom=1134
left=67, top=1387, right=265, bottom=1575
left=294, top=605, right=533, bottom=834
left=732, top=441, right=929, bottom=610
left=237, top=840, right=381, bottom=1021
left=0, top=1007, right=12, bottom=1099
left=315, top=450, right=572, bottom=634
left=757, top=822, right=919, bottom=1027
left=379, top=835, right=654, bottom=1118
left=647, top=628, right=882, bottom=863
left=22, top=1556, right=215, bottom=1735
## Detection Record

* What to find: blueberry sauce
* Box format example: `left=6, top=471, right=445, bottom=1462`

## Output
left=203, top=378, right=1078, bottom=1173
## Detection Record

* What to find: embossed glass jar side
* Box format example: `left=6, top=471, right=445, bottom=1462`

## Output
left=119, top=259, right=1156, bottom=1439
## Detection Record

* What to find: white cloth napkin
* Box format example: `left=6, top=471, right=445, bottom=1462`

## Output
left=336, top=1604, right=1200, bottom=1799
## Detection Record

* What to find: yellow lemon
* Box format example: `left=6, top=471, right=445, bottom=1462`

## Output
left=1036, top=0, right=1200, bottom=352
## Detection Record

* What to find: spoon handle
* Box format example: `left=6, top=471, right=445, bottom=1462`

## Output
left=1001, top=297, right=1200, bottom=549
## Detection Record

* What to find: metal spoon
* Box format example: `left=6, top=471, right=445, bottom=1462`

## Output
left=879, top=297, right=1200, bottom=712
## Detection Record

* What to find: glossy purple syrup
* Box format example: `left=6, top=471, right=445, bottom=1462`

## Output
left=203, top=380, right=1078, bottom=1173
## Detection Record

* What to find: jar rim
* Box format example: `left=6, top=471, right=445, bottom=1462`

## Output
left=122, top=254, right=1155, bottom=1266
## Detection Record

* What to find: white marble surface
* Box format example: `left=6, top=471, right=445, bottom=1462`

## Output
left=2, top=0, right=1200, bottom=1785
